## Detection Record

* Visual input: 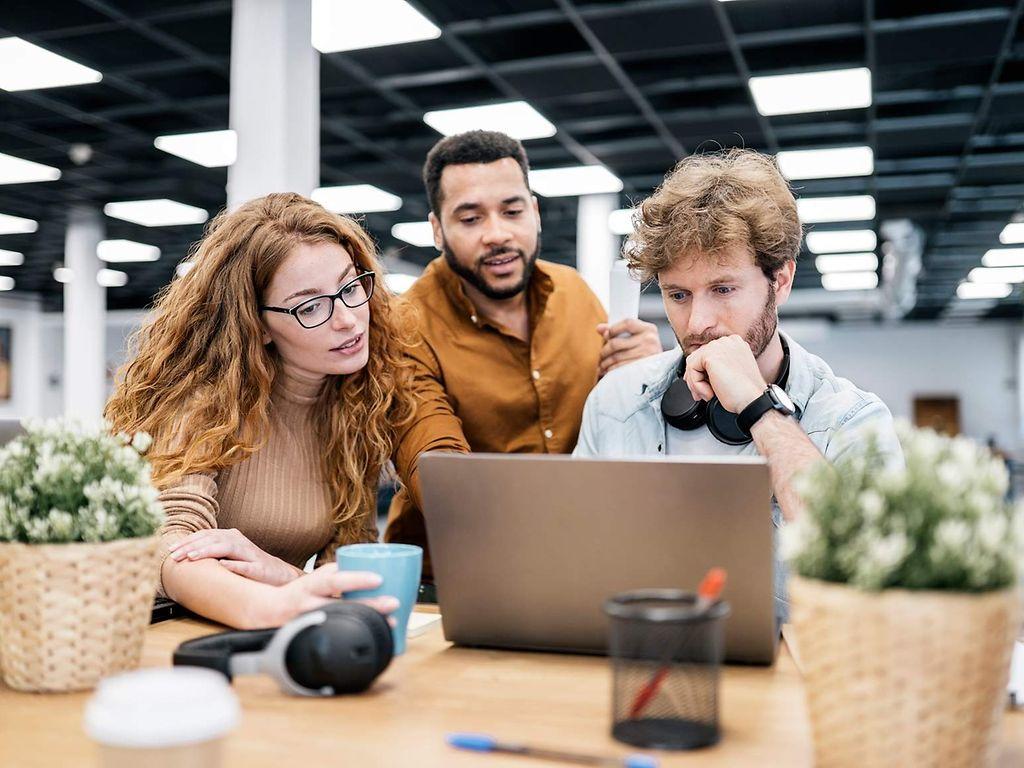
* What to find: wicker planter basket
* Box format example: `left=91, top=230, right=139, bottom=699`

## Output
left=0, top=536, right=161, bottom=692
left=790, top=575, right=1021, bottom=768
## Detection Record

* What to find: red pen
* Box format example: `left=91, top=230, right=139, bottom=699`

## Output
left=627, top=568, right=727, bottom=720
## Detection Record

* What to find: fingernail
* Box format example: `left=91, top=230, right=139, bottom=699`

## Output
left=186, top=551, right=197, bottom=559
left=171, top=552, right=184, bottom=561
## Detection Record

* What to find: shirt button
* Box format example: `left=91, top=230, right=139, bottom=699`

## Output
left=544, top=429, right=553, bottom=439
left=532, top=370, right=540, bottom=380
left=470, top=314, right=478, bottom=324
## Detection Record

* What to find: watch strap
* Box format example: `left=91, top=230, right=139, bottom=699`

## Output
left=737, top=389, right=777, bottom=436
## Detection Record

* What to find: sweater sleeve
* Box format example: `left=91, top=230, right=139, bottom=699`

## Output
left=155, top=472, right=219, bottom=596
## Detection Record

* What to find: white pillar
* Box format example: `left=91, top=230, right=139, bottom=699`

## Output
left=63, top=205, right=106, bottom=419
left=226, top=0, right=319, bottom=210
left=1017, top=330, right=1024, bottom=446
left=576, top=193, right=620, bottom=311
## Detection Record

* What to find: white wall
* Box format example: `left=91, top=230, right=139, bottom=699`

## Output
left=0, top=295, right=45, bottom=420
left=651, top=316, right=1021, bottom=454
left=784, top=319, right=1020, bottom=454
left=38, top=308, right=145, bottom=418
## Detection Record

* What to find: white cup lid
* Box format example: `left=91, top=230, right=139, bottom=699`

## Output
left=84, top=667, right=240, bottom=749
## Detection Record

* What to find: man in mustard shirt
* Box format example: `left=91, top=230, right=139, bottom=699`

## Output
left=387, top=131, right=662, bottom=582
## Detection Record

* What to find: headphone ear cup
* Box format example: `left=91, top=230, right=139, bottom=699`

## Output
left=661, top=377, right=709, bottom=431
left=284, top=602, right=394, bottom=694
left=339, top=602, right=394, bottom=677
left=706, top=398, right=753, bottom=446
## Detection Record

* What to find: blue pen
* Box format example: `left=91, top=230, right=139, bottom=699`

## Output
left=447, top=733, right=659, bottom=767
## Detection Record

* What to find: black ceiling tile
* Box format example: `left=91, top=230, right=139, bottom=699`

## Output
left=585, top=5, right=724, bottom=57
left=36, top=82, right=143, bottom=116
left=743, top=37, right=864, bottom=74
left=876, top=1, right=1015, bottom=22
left=544, top=96, right=634, bottom=123
left=45, top=28, right=180, bottom=71
left=322, top=90, right=401, bottom=119
left=396, top=78, right=504, bottom=110
left=424, top=0, right=555, bottom=25
left=132, top=69, right=228, bottom=102
left=647, top=87, right=751, bottom=113
left=987, top=90, right=1024, bottom=121
left=876, top=98, right=980, bottom=121
left=876, top=61, right=994, bottom=93
left=876, top=124, right=972, bottom=158
left=463, top=21, right=589, bottom=64
left=503, top=64, right=619, bottom=100
left=0, top=1, right=109, bottom=35
left=149, top=14, right=232, bottom=59
left=875, top=19, right=1007, bottom=68
left=725, top=0, right=861, bottom=34
left=337, top=40, right=465, bottom=78
left=624, top=52, right=737, bottom=88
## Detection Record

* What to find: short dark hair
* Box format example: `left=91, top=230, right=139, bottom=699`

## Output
left=423, top=130, right=531, bottom=216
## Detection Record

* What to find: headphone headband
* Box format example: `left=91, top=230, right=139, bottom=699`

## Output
left=661, top=335, right=791, bottom=445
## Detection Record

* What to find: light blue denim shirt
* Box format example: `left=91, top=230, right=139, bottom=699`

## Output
left=573, top=332, right=902, bottom=620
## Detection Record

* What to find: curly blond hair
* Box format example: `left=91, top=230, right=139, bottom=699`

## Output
left=105, top=193, right=416, bottom=545
left=626, top=148, right=802, bottom=282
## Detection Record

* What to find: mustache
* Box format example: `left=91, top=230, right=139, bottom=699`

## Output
left=682, top=332, right=722, bottom=350
left=476, top=247, right=523, bottom=266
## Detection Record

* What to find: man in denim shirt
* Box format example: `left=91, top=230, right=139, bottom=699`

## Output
left=574, top=149, right=901, bottom=620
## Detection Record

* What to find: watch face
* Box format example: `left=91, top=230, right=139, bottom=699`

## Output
left=770, top=385, right=796, bottom=414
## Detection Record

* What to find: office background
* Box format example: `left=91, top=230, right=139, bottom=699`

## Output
left=0, top=0, right=1019, bottom=456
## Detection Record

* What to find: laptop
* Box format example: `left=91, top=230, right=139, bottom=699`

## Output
left=419, top=453, right=778, bottom=664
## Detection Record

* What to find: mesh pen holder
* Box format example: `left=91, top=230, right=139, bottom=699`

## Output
left=605, top=589, right=730, bottom=750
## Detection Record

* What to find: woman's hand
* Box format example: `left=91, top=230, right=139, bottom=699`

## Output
left=168, top=528, right=303, bottom=586
left=257, top=563, right=400, bottom=628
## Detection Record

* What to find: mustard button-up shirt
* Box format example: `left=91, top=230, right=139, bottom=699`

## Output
left=387, top=256, right=607, bottom=577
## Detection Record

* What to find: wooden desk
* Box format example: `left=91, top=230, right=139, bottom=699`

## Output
left=2, top=617, right=1023, bottom=767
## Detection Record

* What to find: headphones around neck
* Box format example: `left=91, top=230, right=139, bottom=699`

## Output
left=173, top=601, right=393, bottom=697
left=660, top=336, right=791, bottom=446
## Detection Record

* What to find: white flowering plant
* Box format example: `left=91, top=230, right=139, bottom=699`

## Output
left=783, top=423, right=1022, bottom=592
left=0, top=418, right=164, bottom=544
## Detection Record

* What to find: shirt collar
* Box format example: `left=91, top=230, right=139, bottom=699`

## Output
left=781, top=332, right=814, bottom=417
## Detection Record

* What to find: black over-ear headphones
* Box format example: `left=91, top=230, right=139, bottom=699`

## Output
left=660, top=336, right=791, bottom=446
left=173, top=601, right=393, bottom=696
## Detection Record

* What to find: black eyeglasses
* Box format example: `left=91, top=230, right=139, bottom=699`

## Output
left=260, top=272, right=375, bottom=329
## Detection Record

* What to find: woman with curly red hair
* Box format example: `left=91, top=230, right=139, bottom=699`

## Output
left=106, top=192, right=416, bottom=628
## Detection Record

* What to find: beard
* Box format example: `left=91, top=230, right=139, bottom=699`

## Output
left=680, top=282, right=778, bottom=359
left=442, top=233, right=541, bottom=301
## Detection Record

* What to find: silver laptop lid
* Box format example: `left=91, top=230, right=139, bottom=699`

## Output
left=420, top=452, right=778, bottom=665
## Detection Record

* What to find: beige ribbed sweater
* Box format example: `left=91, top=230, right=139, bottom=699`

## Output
left=156, top=369, right=377, bottom=594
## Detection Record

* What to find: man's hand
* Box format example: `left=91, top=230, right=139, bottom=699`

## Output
left=168, top=528, right=303, bottom=586
left=597, top=318, right=663, bottom=376
left=682, top=334, right=767, bottom=413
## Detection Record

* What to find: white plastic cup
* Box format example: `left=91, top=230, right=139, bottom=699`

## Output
left=608, top=259, right=641, bottom=331
left=83, top=667, right=240, bottom=768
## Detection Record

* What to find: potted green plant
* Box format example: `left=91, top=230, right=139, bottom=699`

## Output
left=784, top=424, right=1022, bottom=768
left=0, top=419, right=165, bottom=692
